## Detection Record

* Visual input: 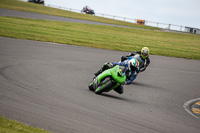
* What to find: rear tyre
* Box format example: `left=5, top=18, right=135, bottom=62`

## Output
left=95, top=79, right=113, bottom=94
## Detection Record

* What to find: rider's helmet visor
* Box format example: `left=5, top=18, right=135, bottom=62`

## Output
left=142, top=52, right=148, bottom=56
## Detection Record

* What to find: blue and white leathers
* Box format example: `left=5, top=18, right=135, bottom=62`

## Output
left=130, top=54, right=146, bottom=69
left=112, top=57, right=140, bottom=84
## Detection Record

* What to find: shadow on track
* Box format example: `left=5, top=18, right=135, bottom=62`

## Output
left=130, top=82, right=152, bottom=87
left=100, top=93, right=125, bottom=100
left=98, top=93, right=140, bottom=103
left=129, top=82, right=165, bottom=90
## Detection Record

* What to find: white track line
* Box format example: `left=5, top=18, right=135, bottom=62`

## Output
left=183, top=98, right=200, bottom=120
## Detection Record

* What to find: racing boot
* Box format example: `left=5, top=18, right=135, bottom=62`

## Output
left=114, top=85, right=124, bottom=94
left=94, top=63, right=113, bottom=77
left=121, top=55, right=128, bottom=62
left=94, top=68, right=103, bottom=77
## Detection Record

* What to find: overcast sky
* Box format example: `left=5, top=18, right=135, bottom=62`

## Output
left=24, top=0, right=200, bottom=29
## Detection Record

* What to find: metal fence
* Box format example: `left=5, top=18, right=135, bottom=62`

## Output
left=45, top=4, right=197, bottom=33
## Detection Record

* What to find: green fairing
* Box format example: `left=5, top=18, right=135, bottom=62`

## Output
left=89, top=65, right=126, bottom=94
left=98, top=65, right=126, bottom=84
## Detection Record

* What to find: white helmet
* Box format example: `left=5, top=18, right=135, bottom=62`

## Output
left=128, top=59, right=139, bottom=71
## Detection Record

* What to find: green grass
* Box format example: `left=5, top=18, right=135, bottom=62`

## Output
left=0, top=0, right=160, bottom=30
left=0, top=16, right=199, bottom=59
left=0, top=115, right=51, bottom=133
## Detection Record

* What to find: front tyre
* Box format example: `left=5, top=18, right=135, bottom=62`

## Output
left=95, top=79, right=113, bottom=94
left=88, top=81, right=95, bottom=91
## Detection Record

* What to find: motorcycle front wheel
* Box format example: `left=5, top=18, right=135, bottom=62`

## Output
left=95, top=78, right=113, bottom=94
left=88, top=81, right=94, bottom=91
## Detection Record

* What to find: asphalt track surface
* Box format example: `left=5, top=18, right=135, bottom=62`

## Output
left=0, top=37, right=200, bottom=133
left=0, top=8, right=200, bottom=133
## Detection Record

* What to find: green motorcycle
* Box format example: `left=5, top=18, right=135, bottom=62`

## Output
left=88, top=65, right=126, bottom=94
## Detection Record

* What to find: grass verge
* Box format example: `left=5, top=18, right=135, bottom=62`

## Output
left=0, top=16, right=199, bottom=60
left=0, top=115, right=51, bottom=133
left=0, top=0, right=160, bottom=30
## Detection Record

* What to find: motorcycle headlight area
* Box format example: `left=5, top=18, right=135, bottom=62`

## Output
left=118, top=69, right=126, bottom=77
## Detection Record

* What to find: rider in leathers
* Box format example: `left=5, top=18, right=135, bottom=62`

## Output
left=120, top=47, right=150, bottom=84
left=94, top=59, right=139, bottom=94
